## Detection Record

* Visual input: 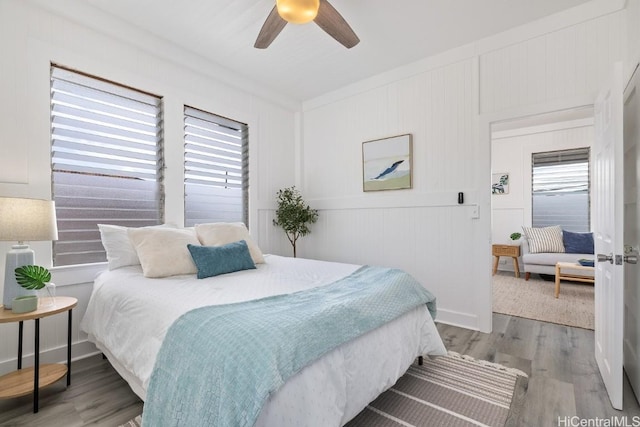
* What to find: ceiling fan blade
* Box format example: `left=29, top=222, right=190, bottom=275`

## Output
left=254, top=6, right=287, bottom=49
left=314, top=0, right=360, bottom=48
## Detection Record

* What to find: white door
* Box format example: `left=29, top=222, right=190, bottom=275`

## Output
left=624, top=64, right=640, bottom=403
left=593, top=61, right=624, bottom=410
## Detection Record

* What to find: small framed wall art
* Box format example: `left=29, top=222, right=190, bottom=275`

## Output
left=492, top=172, right=509, bottom=194
left=362, top=134, right=412, bottom=192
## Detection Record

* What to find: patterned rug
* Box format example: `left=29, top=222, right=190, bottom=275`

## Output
left=492, top=271, right=594, bottom=330
left=119, top=352, right=528, bottom=427
left=119, top=416, right=141, bottom=427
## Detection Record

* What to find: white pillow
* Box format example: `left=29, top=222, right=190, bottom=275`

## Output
left=98, top=224, right=175, bottom=270
left=128, top=228, right=200, bottom=278
left=195, top=222, right=265, bottom=264
left=522, top=225, right=565, bottom=254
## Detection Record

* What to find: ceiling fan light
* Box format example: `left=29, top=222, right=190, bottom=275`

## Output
left=276, top=0, right=320, bottom=24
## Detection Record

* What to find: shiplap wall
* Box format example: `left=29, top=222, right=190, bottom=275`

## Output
left=480, top=10, right=625, bottom=114
left=0, top=1, right=296, bottom=374
left=300, top=59, right=484, bottom=329
left=300, top=3, right=628, bottom=331
left=627, top=0, right=640, bottom=79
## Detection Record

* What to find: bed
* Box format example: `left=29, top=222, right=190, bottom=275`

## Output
left=81, top=224, right=446, bottom=427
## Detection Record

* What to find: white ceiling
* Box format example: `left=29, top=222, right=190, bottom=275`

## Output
left=55, top=0, right=594, bottom=102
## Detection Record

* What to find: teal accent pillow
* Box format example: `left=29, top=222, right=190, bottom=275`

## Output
left=187, top=240, right=256, bottom=279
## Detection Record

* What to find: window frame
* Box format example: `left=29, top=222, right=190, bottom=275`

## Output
left=50, top=64, right=164, bottom=266
left=183, top=105, right=249, bottom=227
left=531, top=147, right=591, bottom=232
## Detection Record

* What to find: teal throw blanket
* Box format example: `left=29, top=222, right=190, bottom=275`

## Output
left=142, top=265, right=437, bottom=427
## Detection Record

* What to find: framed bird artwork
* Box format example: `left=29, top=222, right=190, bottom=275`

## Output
left=362, top=134, right=412, bottom=192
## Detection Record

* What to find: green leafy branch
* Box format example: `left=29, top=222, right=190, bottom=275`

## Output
left=15, top=265, right=51, bottom=290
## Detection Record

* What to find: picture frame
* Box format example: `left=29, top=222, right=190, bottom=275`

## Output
left=362, top=134, right=412, bottom=192
left=492, top=172, right=509, bottom=195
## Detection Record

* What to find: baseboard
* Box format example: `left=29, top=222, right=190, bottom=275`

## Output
left=436, top=308, right=481, bottom=331
left=0, top=339, right=99, bottom=375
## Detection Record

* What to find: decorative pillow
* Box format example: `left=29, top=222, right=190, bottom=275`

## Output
left=187, top=240, right=256, bottom=279
left=522, top=225, right=565, bottom=254
left=98, top=223, right=175, bottom=270
left=195, top=222, right=265, bottom=264
left=563, top=230, right=594, bottom=254
left=128, top=228, right=200, bottom=278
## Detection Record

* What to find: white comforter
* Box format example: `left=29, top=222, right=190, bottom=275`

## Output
left=81, top=255, right=446, bottom=426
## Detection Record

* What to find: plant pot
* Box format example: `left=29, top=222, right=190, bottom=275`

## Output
left=12, top=295, right=38, bottom=314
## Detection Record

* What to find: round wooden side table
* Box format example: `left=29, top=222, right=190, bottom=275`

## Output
left=0, top=296, right=78, bottom=413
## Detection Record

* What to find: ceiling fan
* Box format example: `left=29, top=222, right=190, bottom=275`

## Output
left=255, top=0, right=360, bottom=49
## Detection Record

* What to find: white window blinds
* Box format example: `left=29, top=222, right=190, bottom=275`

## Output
left=51, top=65, right=164, bottom=266
left=532, top=148, right=590, bottom=232
left=184, top=106, right=248, bottom=227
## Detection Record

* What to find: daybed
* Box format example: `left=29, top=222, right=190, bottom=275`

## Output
left=521, top=226, right=595, bottom=280
left=81, top=223, right=447, bottom=427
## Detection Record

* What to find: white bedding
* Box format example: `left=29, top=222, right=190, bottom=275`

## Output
left=81, top=254, right=446, bottom=426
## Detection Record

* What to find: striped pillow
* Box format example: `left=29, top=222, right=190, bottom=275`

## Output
left=522, top=225, right=565, bottom=254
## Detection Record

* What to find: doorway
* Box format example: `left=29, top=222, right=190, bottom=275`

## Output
left=490, top=107, right=596, bottom=329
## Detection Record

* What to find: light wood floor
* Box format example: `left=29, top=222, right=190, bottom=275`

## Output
left=1, top=313, right=639, bottom=426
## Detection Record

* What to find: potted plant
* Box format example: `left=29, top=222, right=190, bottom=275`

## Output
left=273, top=186, right=319, bottom=257
left=510, top=232, right=522, bottom=241
left=14, top=265, right=56, bottom=312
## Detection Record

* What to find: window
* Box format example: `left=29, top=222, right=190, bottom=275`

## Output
left=50, top=65, right=164, bottom=266
left=532, top=148, right=590, bottom=232
left=184, top=106, right=248, bottom=227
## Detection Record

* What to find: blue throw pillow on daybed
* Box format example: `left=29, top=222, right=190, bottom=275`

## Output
left=562, top=230, right=594, bottom=254
left=187, top=240, right=256, bottom=279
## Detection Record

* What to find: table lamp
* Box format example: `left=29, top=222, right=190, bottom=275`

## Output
left=0, top=197, right=58, bottom=309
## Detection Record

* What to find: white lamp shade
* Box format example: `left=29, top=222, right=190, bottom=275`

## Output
left=0, top=197, right=58, bottom=242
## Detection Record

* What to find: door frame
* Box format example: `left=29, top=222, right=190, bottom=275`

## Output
left=623, top=63, right=640, bottom=404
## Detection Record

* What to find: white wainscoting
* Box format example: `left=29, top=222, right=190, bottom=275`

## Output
left=257, top=192, right=488, bottom=331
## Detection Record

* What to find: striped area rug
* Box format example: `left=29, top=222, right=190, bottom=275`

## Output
left=119, top=416, right=141, bottom=427
left=120, top=352, right=528, bottom=427
left=345, top=352, right=528, bottom=427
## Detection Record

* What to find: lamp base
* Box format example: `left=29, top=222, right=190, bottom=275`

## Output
left=3, top=245, right=35, bottom=309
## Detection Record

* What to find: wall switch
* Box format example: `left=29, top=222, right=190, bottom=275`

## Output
left=470, top=204, right=479, bottom=219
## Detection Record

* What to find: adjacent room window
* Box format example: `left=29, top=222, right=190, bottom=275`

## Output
left=50, top=65, right=164, bottom=266
left=531, top=148, right=590, bottom=232
left=183, top=106, right=248, bottom=227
